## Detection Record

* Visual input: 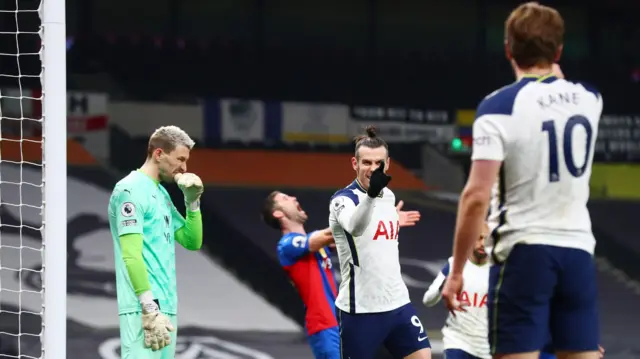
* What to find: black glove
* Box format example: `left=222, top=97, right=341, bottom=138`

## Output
left=367, top=161, right=392, bottom=198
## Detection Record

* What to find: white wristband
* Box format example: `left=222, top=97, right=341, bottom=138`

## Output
left=138, top=291, right=158, bottom=312
left=186, top=200, right=200, bottom=212
left=138, top=290, right=154, bottom=303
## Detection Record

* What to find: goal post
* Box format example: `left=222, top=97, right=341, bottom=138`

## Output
left=41, top=0, right=67, bottom=357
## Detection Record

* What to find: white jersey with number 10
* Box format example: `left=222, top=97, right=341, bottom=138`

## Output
left=472, top=75, right=603, bottom=262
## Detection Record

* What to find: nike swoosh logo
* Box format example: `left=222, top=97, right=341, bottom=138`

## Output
left=418, top=336, right=428, bottom=342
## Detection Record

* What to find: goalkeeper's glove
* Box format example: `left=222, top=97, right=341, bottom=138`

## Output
left=367, top=160, right=392, bottom=198
left=175, top=172, right=204, bottom=211
left=140, top=297, right=175, bottom=351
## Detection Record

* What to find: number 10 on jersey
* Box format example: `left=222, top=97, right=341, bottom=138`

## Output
left=541, top=115, right=594, bottom=183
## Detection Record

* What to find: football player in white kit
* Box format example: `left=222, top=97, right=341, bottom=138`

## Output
left=442, top=3, right=602, bottom=359
left=427, top=222, right=604, bottom=359
left=423, top=223, right=490, bottom=359
left=329, top=126, right=431, bottom=359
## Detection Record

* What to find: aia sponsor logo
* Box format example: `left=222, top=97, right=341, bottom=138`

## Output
left=372, top=220, right=400, bottom=240
left=457, top=291, right=488, bottom=308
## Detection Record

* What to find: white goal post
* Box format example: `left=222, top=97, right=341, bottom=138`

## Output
left=0, top=0, right=66, bottom=357
left=41, top=0, right=67, bottom=358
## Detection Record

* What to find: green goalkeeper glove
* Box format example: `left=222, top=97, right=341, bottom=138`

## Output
left=140, top=298, right=175, bottom=351
left=174, top=172, right=203, bottom=211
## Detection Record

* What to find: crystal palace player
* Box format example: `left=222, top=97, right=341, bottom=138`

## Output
left=442, top=3, right=602, bottom=359
left=329, top=126, right=431, bottom=359
left=261, top=191, right=339, bottom=359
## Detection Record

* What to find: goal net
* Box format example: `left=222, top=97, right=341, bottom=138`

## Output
left=0, top=0, right=66, bottom=358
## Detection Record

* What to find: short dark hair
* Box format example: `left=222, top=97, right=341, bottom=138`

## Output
left=261, top=191, right=281, bottom=230
left=505, top=2, right=564, bottom=69
left=354, top=125, right=389, bottom=158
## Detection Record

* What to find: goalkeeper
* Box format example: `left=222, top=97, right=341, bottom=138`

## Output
left=107, top=126, right=204, bottom=359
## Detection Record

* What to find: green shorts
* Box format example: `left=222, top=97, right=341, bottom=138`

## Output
left=119, top=312, right=178, bottom=359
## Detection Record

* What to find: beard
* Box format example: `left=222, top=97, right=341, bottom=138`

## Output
left=285, top=211, right=307, bottom=224
left=473, top=249, right=488, bottom=261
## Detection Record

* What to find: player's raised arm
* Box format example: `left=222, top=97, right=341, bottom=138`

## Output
left=423, top=259, right=451, bottom=307
left=330, top=193, right=373, bottom=236
left=172, top=205, right=202, bottom=251
left=173, top=173, right=204, bottom=251
left=331, top=161, right=390, bottom=237
left=330, top=192, right=365, bottom=237
left=113, top=188, right=155, bottom=301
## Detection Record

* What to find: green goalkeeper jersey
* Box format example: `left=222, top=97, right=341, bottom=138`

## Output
left=108, top=171, right=185, bottom=315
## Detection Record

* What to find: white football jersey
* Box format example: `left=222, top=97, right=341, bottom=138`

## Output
left=472, top=75, right=603, bottom=262
left=329, top=180, right=410, bottom=313
left=423, top=257, right=490, bottom=359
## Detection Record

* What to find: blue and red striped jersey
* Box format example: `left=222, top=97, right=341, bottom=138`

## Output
left=277, top=231, right=338, bottom=336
